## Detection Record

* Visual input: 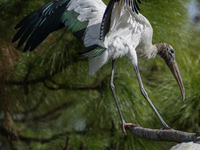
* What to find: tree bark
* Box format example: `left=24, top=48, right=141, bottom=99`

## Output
left=126, top=126, right=199, bottom=143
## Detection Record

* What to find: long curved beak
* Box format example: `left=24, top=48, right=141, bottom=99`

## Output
left=166, top=58, right=185, bottom=100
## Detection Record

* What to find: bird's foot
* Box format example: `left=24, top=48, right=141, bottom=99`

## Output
left=160, top=124, right=173, bottom=130
left=122, top=123, right=140, bottom=137
left=157, top=124, right=173, bottom=133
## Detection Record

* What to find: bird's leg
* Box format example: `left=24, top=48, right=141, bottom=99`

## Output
left=110, top=59, right=139, bottom=136
left=110, top=59, right=125, bottom=126
left=134, top=65, right=171, bottom=130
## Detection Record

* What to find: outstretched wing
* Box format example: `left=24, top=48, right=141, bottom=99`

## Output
left=100, top=0, right=141, bottom=42
left=12, top=0, right=106, bottom=52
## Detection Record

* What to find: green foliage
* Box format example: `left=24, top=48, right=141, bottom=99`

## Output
left=0, top=0, right=198, bottom=150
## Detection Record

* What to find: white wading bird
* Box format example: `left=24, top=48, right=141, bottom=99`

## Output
left=13, top=0, right=185, bottom=135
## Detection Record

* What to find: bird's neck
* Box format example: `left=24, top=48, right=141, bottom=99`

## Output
left=144, top=44, right=158, bottom=60
left=155, top=43, right=165, bottom=56
left=136, top=44, right=158, bottom=60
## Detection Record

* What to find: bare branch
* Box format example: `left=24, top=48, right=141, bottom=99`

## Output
left=127, top=126, right=197, bottom=143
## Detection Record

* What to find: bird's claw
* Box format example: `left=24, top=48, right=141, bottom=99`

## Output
left=160, top=125, right=172, bottom=130
left=157, top=125, right=173, bottom=133
left=122, top=123, right=140, bottom=137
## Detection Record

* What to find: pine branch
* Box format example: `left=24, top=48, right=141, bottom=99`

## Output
left=5, top=60, right=70, bottom=86
left=43, top=80, right=100, bottom=91
left=2, top=100, right=75, bottom=123
left=0, top=126, right=85, bottom=144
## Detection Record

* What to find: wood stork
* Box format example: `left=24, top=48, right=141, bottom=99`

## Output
left=12, top=0, right=185, bottom=135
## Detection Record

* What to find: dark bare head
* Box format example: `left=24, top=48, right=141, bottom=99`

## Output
left=156, top=43, right=185, bottom=100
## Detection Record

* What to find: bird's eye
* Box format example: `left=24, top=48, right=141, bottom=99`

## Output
left=170, top=49, right=174, bottom=54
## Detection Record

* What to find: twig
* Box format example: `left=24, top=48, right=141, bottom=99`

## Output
left=60, top=136, right=69, bottom=150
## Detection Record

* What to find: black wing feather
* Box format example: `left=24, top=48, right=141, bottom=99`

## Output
left=16, top=17, right=43, bottom=49
left=12, top=0, right=70, bottom=52
left=99, top=0, right=117, bottom=42
left=27, top=5, right=66, bottom=51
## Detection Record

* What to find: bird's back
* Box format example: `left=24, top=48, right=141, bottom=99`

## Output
left=103, top=3, right=153, bottom=59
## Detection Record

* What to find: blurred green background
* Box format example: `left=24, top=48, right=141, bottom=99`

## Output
left=0, top=0, right=200, bottom=149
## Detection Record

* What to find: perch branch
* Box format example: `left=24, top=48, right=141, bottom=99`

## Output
left=126, top=126, right=198, bottom=143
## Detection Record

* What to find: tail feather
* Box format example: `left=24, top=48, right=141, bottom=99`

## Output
left=79, top=44, right=108, bottom=76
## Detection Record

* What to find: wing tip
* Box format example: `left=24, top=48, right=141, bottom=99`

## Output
left=133, top=0, right=141, bottom=14
left=137, top=0, right=141, bottom=4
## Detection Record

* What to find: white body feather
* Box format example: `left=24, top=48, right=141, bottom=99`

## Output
left=68, top=0, right=157, bottom=75
left=170, top=142, right=200, bottom=150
